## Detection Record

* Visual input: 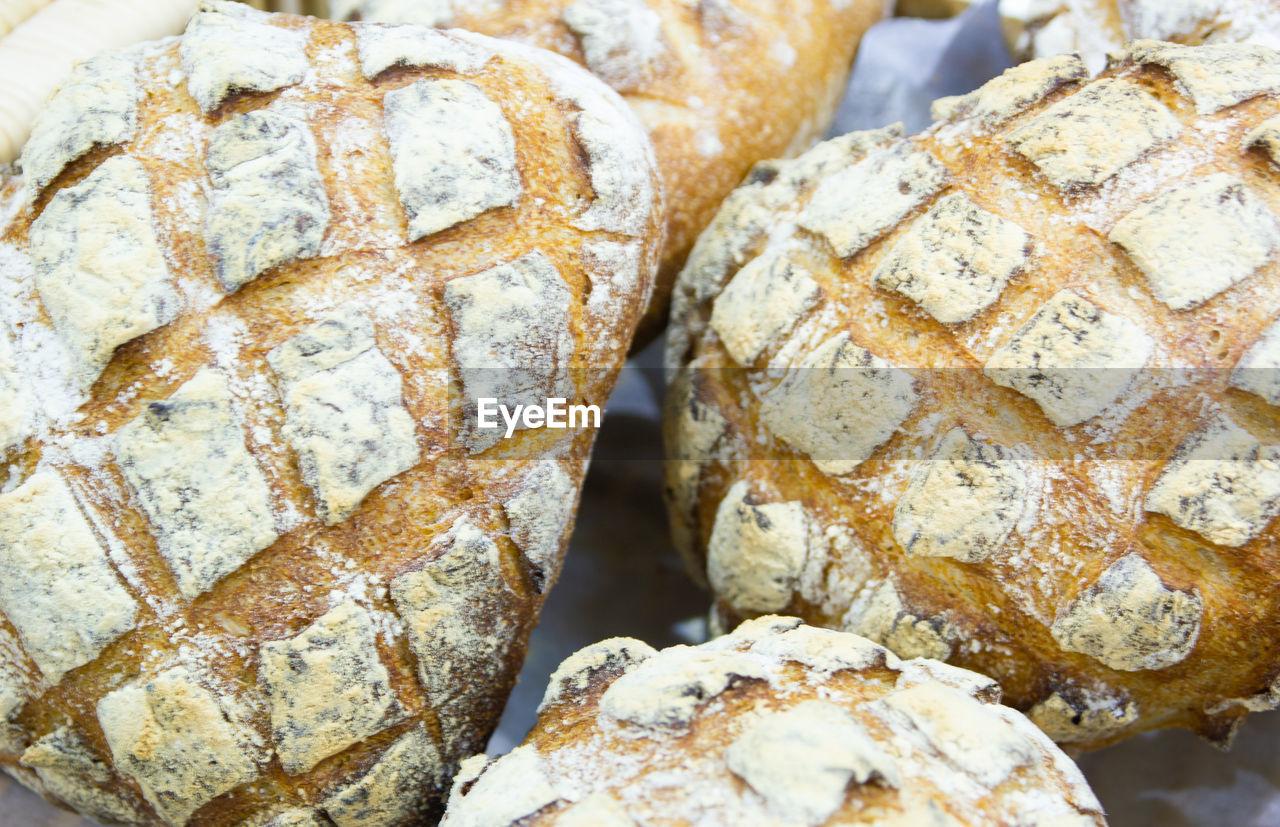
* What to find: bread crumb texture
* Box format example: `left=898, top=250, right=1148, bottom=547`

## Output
left=665, top=42, right=1280, bottom=750
left=441, top=618, right=1106, bottom=826
left=0, top=2, right=662, bottom=823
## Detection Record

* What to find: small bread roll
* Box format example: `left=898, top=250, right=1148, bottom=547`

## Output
left=0, top=3, right=662, bottom=824
left=1000, top=0, right=1280, bottom=72
left=327, top=0, right=887, bottom=339
left=666, top=42, right=1280, bottom=750
left=442, top=616, right=1106, bottom=826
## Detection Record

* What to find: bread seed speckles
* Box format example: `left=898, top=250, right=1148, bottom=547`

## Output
left=269, top=306, right=419, bottom=525
left=180, top=2, right=308, bottom=113
left=872, top=192, right=1030, bottom=324
left=1145, top=413, right=1280, bottom=547
left=0, top=472, right=138, bottom=683
left=319, top=726, right=445, bottom=827
left=893, top=429, right=1028, bottom=563
left=710, top=247, right=821, bottom=365
left=931, top=53, right=1088, bottom=127
left=707, top=480, right=809, bottom=614
left=114, top=368, right=278, bottom=600
left=1006, top=78, right=1181, bottom=190
left=261, top=600, right=396, bottom=775
left=1110, top=174, right=1280, bottom=310
left=97, top=665, right=259, bottom=825
left=799, top=143, right=950, bottom=258
left=204, top=109, right=330, bottom=292
left=389, top=519, right=516, bottom=753
left=760, top=332, right=918, bottom=475
left=503, top=462, right=576, bottom=593
left=383, top=78, right=520, bottom=242
left=19, top=727, right=142, bottom=824
left=444, top=252, right=573, bottom=453
left=1128, top=39, right=1280, bottom=114
left=984, top=290, right=1153, bottom=427
left=30, top=156, right=177, bottom=391
left=1050, top=553, right=1203, bottom=671
left=20, top=50, right=138, bottom=195
left=1231, top=315, right=1280, bottom=405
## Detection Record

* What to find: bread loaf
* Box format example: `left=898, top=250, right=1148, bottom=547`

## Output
left=326, top=0, right=887, bottom=340
left=441, top=616, right=1106, bottom=825
left=1001, top=0, right=1280, bottom=72
left=0, top=2, right=662, bottom=824
left=666, top=42, right=1280, bottom=750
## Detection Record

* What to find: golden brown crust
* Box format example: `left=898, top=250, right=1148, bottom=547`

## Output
left=0, top=4, right=662, bottom=824
left=666, top=43, right=1280, bottom=750
left=331, top=0, right=886, bottom=341
left=442, top=618, right=1106, bottom=826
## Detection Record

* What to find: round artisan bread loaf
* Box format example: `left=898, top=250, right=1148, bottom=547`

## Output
left=325, top=0, right=887, bottom=339
left=441, top=616, right=1106, bottom=826
left=0, top=1, right=662, bottom=824
left=666, top=41, right=1280, bottom=750
left=1000, top=0, right=1280, bottom=71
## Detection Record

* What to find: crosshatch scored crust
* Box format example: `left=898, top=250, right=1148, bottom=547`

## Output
left=666, top=41, right=1280, bottom=751
left=329, top=0, right=888, bottom=340
left=0, top=2, right=663, bottom=824
left=441, top=617, right=1106, bottom=826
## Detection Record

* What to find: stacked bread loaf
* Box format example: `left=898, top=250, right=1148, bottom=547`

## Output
left=324, top=0, right=888, bottom=337
left=443, top=617, right=1107, bottom=825
left=0, top=2, right=663, bottom=823
left=1001, top=0, right=1280, bottom=71
left=667, top=41, right=1280, bottom=750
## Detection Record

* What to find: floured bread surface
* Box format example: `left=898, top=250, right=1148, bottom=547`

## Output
left=30, top=155, right=176, bottom=391
left=327, top=0, right=890, bottom=339
left=666, top=42, right=1280, bottom=751
left=441, top=618, right=1105, bottom=826
left=0, top=5, right=662, bottom=824
left=998, top=0, right=1280, bottom=73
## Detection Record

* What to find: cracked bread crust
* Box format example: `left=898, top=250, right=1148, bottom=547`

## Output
left=0, top=3, right=662, bottom=824
left=328, top=0, right=887, bottom=342
left=665, top=43, right=1280, bottom=751
left=440, top=618, right=1105, bottom=826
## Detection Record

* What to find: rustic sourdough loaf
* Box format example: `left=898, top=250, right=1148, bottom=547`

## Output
left=325, top=0, right=887, bottom=340
left=441, top=616, right=1106, bottom=825
left=1001, top=0, right=1280, bottom=72
left=0, top=2, right=662, bottom=824
left=666, top=41, right=1280, bottom=750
